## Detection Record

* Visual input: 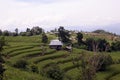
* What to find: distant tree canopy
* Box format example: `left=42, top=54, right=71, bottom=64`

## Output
left=31, top=26, right=43, bottom=35
left=0, top=26, right=44, bottom=36
left=19, top=26, right=44, bottom=36
left=0, top=29, right=18, bottom=36
left=85, top=38, right=110, bottom=52
left=92, top=29, right=115, bottom=35
left=58, top=26, right=71, bottom=43
left=2, top=30, right=9, bottom=36
left=92, top=29, right=107, bottom=33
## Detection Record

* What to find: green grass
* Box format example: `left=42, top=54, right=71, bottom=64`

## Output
left=96, top=64, right=120, bottom=80
left=2, top=35, right=120, bottom=80
left=65, top=68, right=81, bottom=80
left=4, top=46, right=34, bottom=55
left=9, top=47, right=40, bottom=57
left=5, top=36, right=42, bottom=43
left=110, top=73, right=120, bottom=80
left=30, top=51, right=68, bottom=63
left=3, top=65, right=48, bottom=80
left=110, top=52, right=120, bottom=61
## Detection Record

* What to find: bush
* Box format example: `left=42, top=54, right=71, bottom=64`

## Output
left=89, top=53, right=113, bottom=71
left=26, top=32, right=32, bottom=36
left=73, top=53, right=113, bottom=80
left=41, top=33, right=48, bottom=43
left=19, top=32, right=26, bottom=36
left=111, top=41, right=120, bottom=51
left=73, top=43, right=87, bottom=50
left=0, top=64, right=5, bottom=80
left=13, top=59, right=28, bottom=69
left=29, top=64, right=39, bottom=73
left=85, top=38, right=110, bottom=52
left=45, top=64, right=64, bottom=80
left=98, top=54, right=113, bottom=71
left=76, top=32, right=84, bottom=45
left=0, top=36, right=5, bottom=80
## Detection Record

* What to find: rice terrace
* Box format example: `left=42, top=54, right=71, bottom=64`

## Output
left=0, top=26, right=120, bottom=80
left=0, top=0, right=120, bottom=80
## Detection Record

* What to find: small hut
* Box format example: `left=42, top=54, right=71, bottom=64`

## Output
left=49, top=39, right=63, bottom=50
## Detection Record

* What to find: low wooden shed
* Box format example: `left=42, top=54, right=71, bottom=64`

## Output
left=49, top=39, right=63, bottom=50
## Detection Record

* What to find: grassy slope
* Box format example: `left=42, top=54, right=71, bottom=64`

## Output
left=2, top=35, right=120, bottom=80
left=3, top=65, right=49, bottom=80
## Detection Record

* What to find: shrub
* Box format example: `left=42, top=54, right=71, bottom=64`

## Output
left=29, top=64, right=39, bottom=73
left=19, top=32, right=26, bottom=36
left=45, top=64, right=64, bottom=80
left=89, top=53, right=113, bottom=71
left=0, top=36, right=5, bottom=80
left=41, top=33, right=48, bottom=43
left=73, top=53, right=113, bottom=80
left=26, top=32, right=32, bottom=36
left=13, top=59, right=28, bottom=69
left=0, top=64, right=5, bottom=80
left=76, top=32, right=84, bottom=45
left=111, top=41, right=120, bottom=51
left=85, top=38, right=110, bottom=52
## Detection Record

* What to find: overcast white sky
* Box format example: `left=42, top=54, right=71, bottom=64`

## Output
left=0, top=0, right=120, bottom=34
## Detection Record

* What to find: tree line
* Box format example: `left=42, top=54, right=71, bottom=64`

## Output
left=0, top=26, right=43, bottom=36
left=57, top=26, right=120, bottom=52
left=0, top=26, right=120, bottom=52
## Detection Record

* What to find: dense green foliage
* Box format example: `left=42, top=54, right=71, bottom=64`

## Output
left=45, top=64, right=64, bottom=80
left=41, top=33, right=48, bottom=43
left=76, top=32, right=84, bottom=45
left=0, top=26, right=43, bottom=36
left=85, top=38, right=110, bottom=52
left=92, top=29, right=114, bottom=35
left=28, top=63, right=39, bottom=73
left=111, top=41, right=120, bottom=51
left=58, top=26, right=71, bottom=43
left=72, top=53, right=113, bottom=80
left=0, top=37, right=5, bottom=80
left=90, top=53, right=113, bottom=71
left=13, top=59, right=28, bottom=69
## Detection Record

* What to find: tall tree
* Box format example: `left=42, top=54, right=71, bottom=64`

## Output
left=3, top=30, right=9, bottom=36
left=41, top=33, right=48, bottom=43
left=26, top=28, right=32, bottom=36
left=58, top=26, right=70, bottom=43
left=0, top=30, right=2, bottom=36
left=26, top=28, right=31, bottom=32
left=15, top=28, right=18, bottom=36
left=76, top=32, right=83, bottom=45
left=31, top=26, right=43, bottom=35
left=86, top=38, right=109, bottom=52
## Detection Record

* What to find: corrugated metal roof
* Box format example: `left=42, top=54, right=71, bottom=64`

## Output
left=49, top=39, right=63, bottom=45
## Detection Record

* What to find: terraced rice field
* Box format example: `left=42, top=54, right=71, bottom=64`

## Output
left=2, top=36, right=120, bottom=80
